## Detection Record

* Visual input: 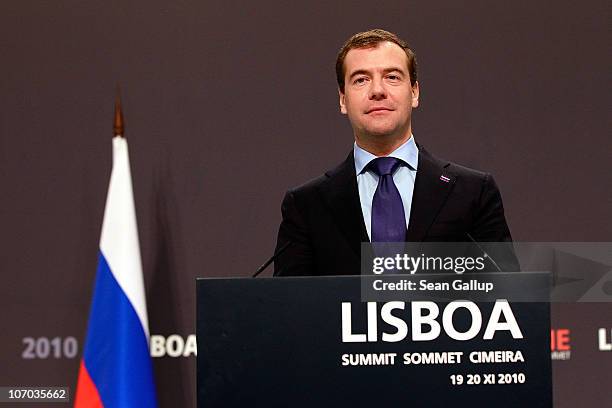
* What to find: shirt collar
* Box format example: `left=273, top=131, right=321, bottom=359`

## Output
left=353, top=135, right=419, bottom=175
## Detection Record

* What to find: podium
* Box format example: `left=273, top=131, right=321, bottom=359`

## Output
left=196, top=273, right=552, bottom=407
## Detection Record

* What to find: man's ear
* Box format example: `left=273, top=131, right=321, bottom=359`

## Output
left=339, top=88, right=347, bottom=114
left=411, top=81, right=419, bottom=108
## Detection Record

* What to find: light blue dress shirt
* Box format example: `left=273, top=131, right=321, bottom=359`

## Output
left=354, top=136, right=419, bottom=241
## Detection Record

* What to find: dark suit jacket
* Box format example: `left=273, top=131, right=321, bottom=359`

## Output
left=274, top=147, right=516, bottom=276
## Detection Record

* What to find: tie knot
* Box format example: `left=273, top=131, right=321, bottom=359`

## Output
left=367, top=157, right=403, bottom=176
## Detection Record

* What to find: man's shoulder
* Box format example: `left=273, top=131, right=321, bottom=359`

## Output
left=285, top=146, right=495, bottom=197
left=286, top=153, right=354, bottom=197
left=419, top=147, right=490, bottom=183
left=448, top=161, right=490, bottom=182
left=286, top=173, right=329, bottom=197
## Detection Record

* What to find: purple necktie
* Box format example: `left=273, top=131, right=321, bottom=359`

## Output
left=369, top=157, right=406, bottom=242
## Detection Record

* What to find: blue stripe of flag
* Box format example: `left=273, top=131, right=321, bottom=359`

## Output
left=82, top=252, right=157, bottom=408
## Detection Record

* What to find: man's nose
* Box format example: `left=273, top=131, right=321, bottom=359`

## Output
left=369, top=78, right=387, bottom=100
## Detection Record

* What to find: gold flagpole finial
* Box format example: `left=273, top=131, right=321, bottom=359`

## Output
left=113, top=85, right=124, bottom=137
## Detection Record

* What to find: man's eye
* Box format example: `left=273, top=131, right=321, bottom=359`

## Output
left=354, top=77, right=368, bottom=84
left=387, top=75, right=400, bottom=81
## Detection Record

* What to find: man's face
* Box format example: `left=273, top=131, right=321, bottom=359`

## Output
left=339, top=41, right=419, bottom=142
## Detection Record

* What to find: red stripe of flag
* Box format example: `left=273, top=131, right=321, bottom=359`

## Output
left=74, top=360, right=104, bottom=408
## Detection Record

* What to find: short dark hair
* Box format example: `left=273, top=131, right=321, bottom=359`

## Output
left=336, top=29, right=418, bottom=93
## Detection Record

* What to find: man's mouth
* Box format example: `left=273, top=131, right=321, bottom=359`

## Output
left=366, top=107, right=393, bottom=114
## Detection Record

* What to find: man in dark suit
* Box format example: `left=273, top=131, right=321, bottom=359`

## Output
left=274, top=29, right=515, bottom=276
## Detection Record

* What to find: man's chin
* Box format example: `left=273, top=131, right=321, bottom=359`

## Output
left=362, top=128, right=398, bottom=138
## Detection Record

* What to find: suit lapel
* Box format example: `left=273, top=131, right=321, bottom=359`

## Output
left=317, top=153, right=369, bottom=256
left=317, top=147, right=456, bottom=249
left=406, top=148, right=455, bottom=242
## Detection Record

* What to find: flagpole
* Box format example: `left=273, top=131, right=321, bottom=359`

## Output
left=113, top=86, right=124, bottom=138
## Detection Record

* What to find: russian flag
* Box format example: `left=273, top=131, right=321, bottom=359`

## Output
left=75, top=136, right=157, bottom=407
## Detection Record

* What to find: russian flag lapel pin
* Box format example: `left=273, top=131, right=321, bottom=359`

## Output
left=440, top=175, right=451, bottom=183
